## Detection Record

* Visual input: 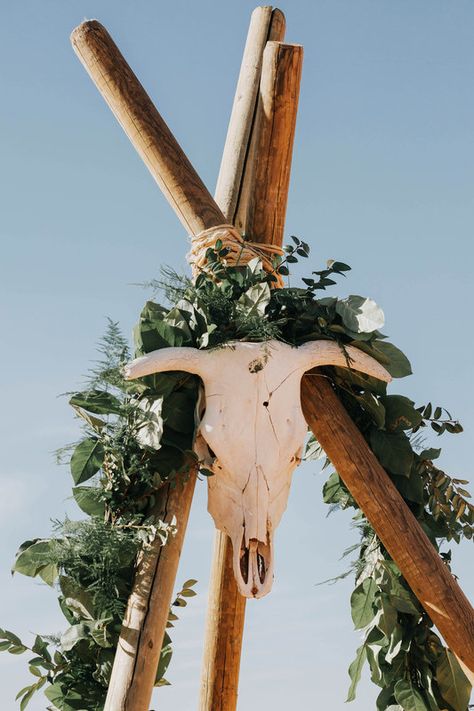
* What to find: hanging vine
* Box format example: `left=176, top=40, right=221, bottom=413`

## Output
left=2, top=238, right=472, bottom=710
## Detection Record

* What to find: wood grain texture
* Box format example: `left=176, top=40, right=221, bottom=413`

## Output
left=103, top=474, right=196, bottom=711
left=301, top=373, right=474, bottom=676
left=214, top=6, right=281, bottom=219
left=71, top=20, right=225, bottom=236
left=199, top=9, right=290, bottom=711
left=236, top=41, right=303, bottom=245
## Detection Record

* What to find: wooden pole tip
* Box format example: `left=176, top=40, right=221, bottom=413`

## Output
left=70, top=19, right=105, bottom=45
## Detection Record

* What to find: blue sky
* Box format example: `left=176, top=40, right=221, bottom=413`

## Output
left=0, top=1, right=473, bottom=709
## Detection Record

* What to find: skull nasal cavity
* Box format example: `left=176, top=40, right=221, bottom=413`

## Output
left=240, top=545, right=249, bottom=584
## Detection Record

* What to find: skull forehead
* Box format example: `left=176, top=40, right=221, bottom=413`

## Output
left=202, top=340, right=299, bottom=388
left=198, top=342, right=308, bottom=488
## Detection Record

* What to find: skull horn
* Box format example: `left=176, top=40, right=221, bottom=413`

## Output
left=296, top=340, right=392, bottom=382
left=123, top=347, right=209, bottom=380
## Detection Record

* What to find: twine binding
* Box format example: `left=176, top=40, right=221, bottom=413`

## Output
left=187, top=224, right=284, bottom=287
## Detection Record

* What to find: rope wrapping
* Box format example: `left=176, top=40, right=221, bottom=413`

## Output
left=187, top=224, right=285, bottom=288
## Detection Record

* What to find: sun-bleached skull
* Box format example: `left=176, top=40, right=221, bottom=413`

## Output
left=124, top=340, right=391, bottom=598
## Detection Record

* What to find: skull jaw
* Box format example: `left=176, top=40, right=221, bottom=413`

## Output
left=231, top=530, right=274, bottom=599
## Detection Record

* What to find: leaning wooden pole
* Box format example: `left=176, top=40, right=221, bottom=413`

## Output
left=71, top=14, right=474, bottom=695
left=301, top=374, right=474, bottom=676
left=71, top=21, right=223, bottom=236
left=70, top=20, right=227, bottom=711
left=199, top=15, right=303, bottom=711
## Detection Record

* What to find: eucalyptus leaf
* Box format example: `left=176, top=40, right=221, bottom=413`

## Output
left=60, top=623, right=91, bottom=652
left=69, top=390, right=122, bottom=416
left=394, top=679, right=429, bottom=711
left=155, top=632, right=173, bottom=685
left=374, top=342, right=412, bottom=378
left=381, top=395, right=422, bottom=432
left=13, top=540, right=57, bottom=585
left=135, top=396, right=164, bottom=450
left=72, top=486, right=105, bottom=517
left=436, top=648, right=471, bottom=711
left=70, top=438, right=104, bottom=485
left=370, top=430, right=414, bottom=478
left=346, top=644, right=367, bottom=701
left=351, top=577, right=377, bottom=629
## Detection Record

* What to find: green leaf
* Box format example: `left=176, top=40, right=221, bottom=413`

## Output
left=336, top=295, right=385, bottom=333
left=381, top=395, right=422, bottom=432
left=155, top=632, right=173, bottom=685
left=351, top=577, right=377, bottom=629
left=354, top=391, right=386, bottom=429
left=32, top=635, right=51, bottom=661
left=59, top=576, right=95, bottom=620
left=60, top=623, right=90, bottom=652
left=394, top=679, right=429, bottom=711
left=236, top=282, right=271, bottom=317
left=20, top=684, right=37, bottom=711
left=72, top=486, right=105, bottom=517
left=370, top=429, right=414, bottom=478
left=69, top=389, right=122, bottom=415
left=377, top=594, right=398, bottom=637
left=346, top=644, right=367, bottom=701
left=13, top=541, right=57, bottom=585
left=374, top=342, right=412, bottom=378
left=70, top=438, right=104, bottom=484
left=1, top=630, right=22, bottom=645
left=436, top=648, right=471, bottom=711
left=322, top=471, right=351, bottom=507
left=135, top=396, right=164, bottom=450
left=419, top=448, right=441, bottom=461
left=380, top=564, right=421, bottom=617
left=9, top=645, right=27, bottom=654
left=71, top=405, right=106, bottom=432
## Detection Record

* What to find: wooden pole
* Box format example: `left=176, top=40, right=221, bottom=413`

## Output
left=235, top=41, right=303, bottom=245
left=70, top=20, right=227, bottom=711
left=71, top=20, right=224, bottom=235
left=71, top=13, right=474, bottom=699
left=301, top=374, right=474, bottom=675
left=103, top=474, right=196, bottom=711
left=199, top=32, right=303, bottom=711
left=214, top=6, right=285, bottom=220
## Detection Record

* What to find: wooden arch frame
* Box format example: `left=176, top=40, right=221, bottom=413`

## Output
left=70, top=8, right=474, bottom=710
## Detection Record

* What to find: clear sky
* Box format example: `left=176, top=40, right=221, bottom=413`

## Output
left=0, top=1, right=473, bottom=709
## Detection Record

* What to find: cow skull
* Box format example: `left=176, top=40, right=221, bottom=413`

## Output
left=124, top=340, right=391, bottom=598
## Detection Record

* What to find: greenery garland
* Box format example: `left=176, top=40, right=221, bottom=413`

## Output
left=2, top=237, right=472, bottom=710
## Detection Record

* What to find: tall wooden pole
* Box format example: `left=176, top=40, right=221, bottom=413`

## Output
left=71, top=13, right=474, bottom=704
left=199, top=13, right=304, bottom=711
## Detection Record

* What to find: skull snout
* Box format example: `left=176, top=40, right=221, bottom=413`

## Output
left=233, top=530, right=274, bottom=599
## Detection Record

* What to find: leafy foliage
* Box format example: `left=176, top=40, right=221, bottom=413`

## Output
left=4, top=241, right=472, bottom=709
left=4, top=321, right=199, bottom=709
